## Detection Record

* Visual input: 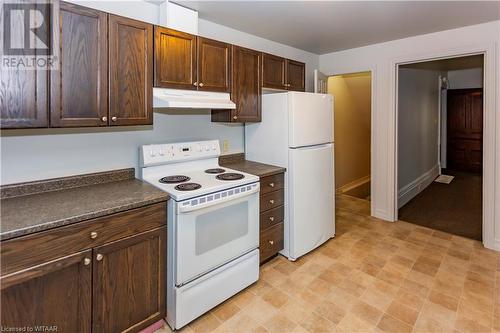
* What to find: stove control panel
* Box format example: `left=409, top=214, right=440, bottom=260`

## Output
left=141, top=140, right=221, bottom=166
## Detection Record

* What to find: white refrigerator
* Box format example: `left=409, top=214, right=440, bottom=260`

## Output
left=245, top=91, right=335, bottom=261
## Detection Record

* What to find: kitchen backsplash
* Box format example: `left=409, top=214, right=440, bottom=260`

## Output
left=0, top=111, right=244, bottom=185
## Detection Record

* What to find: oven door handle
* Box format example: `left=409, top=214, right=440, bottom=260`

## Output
left=178, top=185, right=260, bottom=214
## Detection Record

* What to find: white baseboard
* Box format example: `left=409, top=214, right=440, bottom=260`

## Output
left=398, top=165, right=440, bottom=209
left=336, top=175, right=371, bottom=194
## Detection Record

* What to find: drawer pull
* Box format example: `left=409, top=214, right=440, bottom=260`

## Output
left=269, top=182, right=275, bottom=188
left=269, top=216, right=274, bottom=222
left=83, top=258, right=91, bottom=266
left=90, top=231, right=98, bottom=239
left=269, top=199, right=275, bottom=204
left=96, top=254, right=103, bottom=261
left=101, top=116, right=107, bottom=122
left=269, top=240, right=274, bottom=245
left=111, top=116, right=117, bottom=122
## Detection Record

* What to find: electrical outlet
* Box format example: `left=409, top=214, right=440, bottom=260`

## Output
left=222, top=139, right=229, bottom=153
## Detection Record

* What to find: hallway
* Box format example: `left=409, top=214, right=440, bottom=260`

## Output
left=398, top=170, right=482, bottom=240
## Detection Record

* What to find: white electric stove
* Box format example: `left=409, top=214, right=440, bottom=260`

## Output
left=140, top=140, right=260, bottom=330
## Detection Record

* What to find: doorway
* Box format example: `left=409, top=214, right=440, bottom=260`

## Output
left=328, top=72, right=372, bottom=201
left=396, top=55, right=484, bottom=240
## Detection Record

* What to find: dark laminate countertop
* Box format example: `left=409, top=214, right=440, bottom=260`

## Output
left=0, top=169, right=169, bottom=241
left=220, top=154, right=286, bottom=178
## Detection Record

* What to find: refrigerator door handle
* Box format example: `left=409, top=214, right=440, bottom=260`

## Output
left=290, top=143, right=332, bottom=150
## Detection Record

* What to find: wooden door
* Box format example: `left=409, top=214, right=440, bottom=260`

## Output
left=447, top=89, right=483, bottom=173
left=262, top=53, right=287, bottom=90
left=93, top=227, right=166, bottom=333
left=213, top=46, right=261, bottom=122
left=286, top=59, right=305, bottom=91
left=154, top=27, right=197, bottom=90
left=109, top=15, right=153, bottom=126
left=0, top=3, right=49, bottom=128
left=197, top=37, right=231, bottom=92
left=1, top=250, right=92, bottom=332
left=50, top=2, right=108, bottom=127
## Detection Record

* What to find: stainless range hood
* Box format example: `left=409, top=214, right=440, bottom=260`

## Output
left=153, top=88, right=236, bottom=109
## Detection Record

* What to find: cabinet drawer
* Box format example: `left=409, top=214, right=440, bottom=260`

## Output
left=260, top=222, right=284, bottom=263
left=260, top=173, right=284, bottom=195
left=260, top=205, right=284, bottom=230
left=260, top=189, right=284, bottom=212
left=1, top=203, right=166, bottom=275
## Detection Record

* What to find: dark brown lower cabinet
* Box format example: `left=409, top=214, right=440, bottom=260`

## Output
left=0, top=204, right=167, bottom=333
left=93, top=227, right=166, bottom=333
left=1, top=250, right=92, bottom=332
left=259, top=173, right=285, bottom=263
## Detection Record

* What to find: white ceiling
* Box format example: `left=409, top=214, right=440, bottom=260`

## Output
left=176, top=1, right=500, bottom=54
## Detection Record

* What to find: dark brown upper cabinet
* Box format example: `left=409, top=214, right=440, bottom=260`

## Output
left=50, top=2, right=108, bottom=127
left=262, top=53, right=287, bottom=90
left=197, top=37, right=231, bottom=92
left=287, top=59, right=306, bottom=91
left=212, top=46, right=261, bottom=123
left=261, top=54, right=305, bottom=92
left=0, top=3, right=49, bottom=129
left=109, top=15, right=153, bottom=126
left=154, top=27, right=197, bottom=90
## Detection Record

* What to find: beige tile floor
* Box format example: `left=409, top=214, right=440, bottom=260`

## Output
left=157, top=194, right=500, bottom=333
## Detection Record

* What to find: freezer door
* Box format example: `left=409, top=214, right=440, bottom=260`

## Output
left=289, top=92, right=333, bottom=148
left=288, top=143, right=335, bottom=260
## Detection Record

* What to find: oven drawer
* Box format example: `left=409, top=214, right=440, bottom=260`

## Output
left=260, top=222, right=284, bottom=263
left=260, top=189, right=284, bottom=212
left=1, top=203, right=166, bottom=275
left=260, top=205, right=284, bottom=230
left=260, top=174, right=284, bottom=195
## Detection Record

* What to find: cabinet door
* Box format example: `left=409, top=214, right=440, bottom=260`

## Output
left=1, top=250, right=92, bottom=332
left=93, top=227, right=166, bottom=333
left=287, top=59, right=305, bottom=91
left=109, top=15, right=153, bottom=126
left=154, top=27, right=197, bottom=90
left=0, top=3, right=48, bottom=128
left=50, top=2, right=108, bottom=127
left=262, top=53, right=287, bottom=90
left=197, top=37, right=231, bottom=92
left=227, top=46, right=261, bottom=122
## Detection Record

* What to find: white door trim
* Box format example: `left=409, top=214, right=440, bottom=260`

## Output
left=390, top=43, right=497, bottom=250
left=324, top=66, right=377, bottom=218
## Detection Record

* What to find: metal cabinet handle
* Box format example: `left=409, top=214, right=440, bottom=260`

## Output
left=199, top=83, right=204, bottom=87
left=193, top=82, right=198, bottom=87
left=233, top=115, right=238, bottom=120
left=269, top=199, right=275, bottom=204
left=111, top=116, right=117, bottom=122
left=90, top=231, right=98, bottom=239
left=269, top=216, right=274, bottom=222
left=101, top=116, right=107, bottom=122
left=269, top=240, right=274, bottom=245
left=83, top=258, right=91, bottom=266
left=269, top=183, right=275, bottom=188
left=96, top=254, right=103, bottom=261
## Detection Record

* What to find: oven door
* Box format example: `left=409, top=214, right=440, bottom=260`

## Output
left=175, top=184, right=259, bottom=286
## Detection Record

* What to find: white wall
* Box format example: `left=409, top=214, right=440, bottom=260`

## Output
left=319, top=20, right=500, bottom=250
left=448, top=68, right=483, bottom=89
left=0, top=1, right=319, bottom=185
left=397, top=68, right=444, bottom=207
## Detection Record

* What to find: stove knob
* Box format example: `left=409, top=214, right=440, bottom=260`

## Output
left=159, top=150, right=165, bottom=156
left=211, top=145, right=217, bottom=150
left=150, top=150, right=156, bottom=157
left=196, top=144, right=202, bottom=152
left=205, top=146, right=210, bottom=151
